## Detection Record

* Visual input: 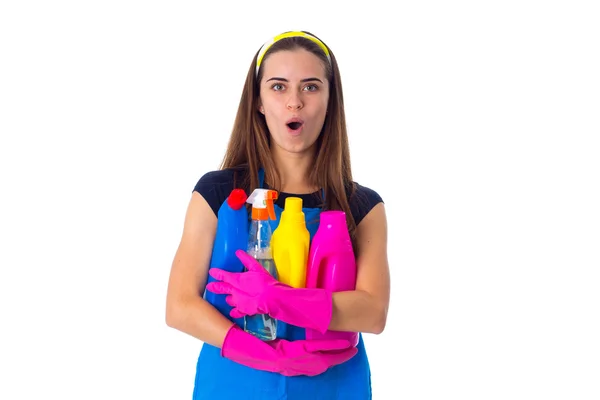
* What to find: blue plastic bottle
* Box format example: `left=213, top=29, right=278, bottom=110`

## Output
left=203, top=188, right=248, bottom=326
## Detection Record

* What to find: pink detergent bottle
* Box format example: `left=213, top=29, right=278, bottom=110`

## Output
left=305, top=210, right=359, bottom=347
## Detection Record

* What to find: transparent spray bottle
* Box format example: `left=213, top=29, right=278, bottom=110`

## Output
left=244, top=188, right=279, bottom=341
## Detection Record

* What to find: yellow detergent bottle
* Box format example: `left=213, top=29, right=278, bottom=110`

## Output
left=271, top=197, right=310, bottom=288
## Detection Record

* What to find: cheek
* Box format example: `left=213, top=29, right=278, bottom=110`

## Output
left=314, top=105, right=328, bottom=123
left=263, top=110, right=282, bottom=132
left=262, top=99, right=281, bottom=118
left=315, top=97, right=328, bottom=119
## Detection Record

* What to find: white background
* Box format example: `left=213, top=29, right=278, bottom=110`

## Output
left=1, top=1, right=599, bottom=399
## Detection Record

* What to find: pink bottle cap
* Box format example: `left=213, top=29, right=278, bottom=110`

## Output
left=319, top=211, right=347, bottom=235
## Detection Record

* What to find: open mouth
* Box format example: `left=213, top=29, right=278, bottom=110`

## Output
left=287, top=121, right=303, bottom=130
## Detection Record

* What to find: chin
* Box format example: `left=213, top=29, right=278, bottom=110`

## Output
left=271, top=140, right=310, bottom=155
left=272, top=131, right=319, bottom=154
left=288, top=141, right=319, bottom=155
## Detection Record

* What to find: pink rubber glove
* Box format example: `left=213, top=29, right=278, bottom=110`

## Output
left=207, top=250, right=332, bottom=333
left=222, top=324, right=358, bottom=376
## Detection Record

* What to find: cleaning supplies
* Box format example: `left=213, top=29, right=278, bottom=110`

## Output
left=271, top=197, right=310, bottom=288
left=210, top=249, right=334, bottom=337
left=244, top=188, right=279, bottom=341
left=305, top=210, right=359, bottom=346
left=203, top=188, right=248, bottom=325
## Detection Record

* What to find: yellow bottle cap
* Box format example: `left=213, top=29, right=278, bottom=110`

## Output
left=282, top=197, right=305, bottom=223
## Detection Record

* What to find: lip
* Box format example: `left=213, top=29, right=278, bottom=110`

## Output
left=285, top=117, right=304, bottom=125
left=285, top=117, right=305, bottom=135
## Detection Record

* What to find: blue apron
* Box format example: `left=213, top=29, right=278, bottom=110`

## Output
left=192, top=170, right=372, bottom=399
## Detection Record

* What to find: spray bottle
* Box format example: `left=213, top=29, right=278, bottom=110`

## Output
left=244, top=188, right=279, bottom=341
left=305, top=210, right=359, bottom=346
left=203, top=189, right=248, bottom=326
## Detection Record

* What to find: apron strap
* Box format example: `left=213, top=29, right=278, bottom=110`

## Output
left=258, top=167, right=265, bottom=188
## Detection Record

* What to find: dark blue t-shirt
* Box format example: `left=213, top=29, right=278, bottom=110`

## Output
left=193, top=165, right=383, bottom=227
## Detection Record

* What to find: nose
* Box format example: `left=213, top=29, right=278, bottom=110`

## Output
left=286, top=94, right=303, bottom=110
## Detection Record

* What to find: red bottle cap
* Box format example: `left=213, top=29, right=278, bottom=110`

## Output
left=227, top=189, right=247, bottom=210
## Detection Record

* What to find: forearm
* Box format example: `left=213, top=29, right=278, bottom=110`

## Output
left=328, top=290, right=387, bottom=334
left=166, top=295, right=234, bottom=348
left=205, top=249, right=389, bottom=336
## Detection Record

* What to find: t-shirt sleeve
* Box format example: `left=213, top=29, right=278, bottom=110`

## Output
left=349, top=183, right=384, bottom=226
left=193, top=170, right=235, bottom=217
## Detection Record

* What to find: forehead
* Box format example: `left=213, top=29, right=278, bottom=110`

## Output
left=261, top=49, right=327, bottom=80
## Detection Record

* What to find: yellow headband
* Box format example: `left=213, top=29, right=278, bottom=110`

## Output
left=255, top=31, right=331, bottom=76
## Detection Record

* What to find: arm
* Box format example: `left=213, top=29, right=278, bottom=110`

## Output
left=328, top=202, right=390, bottom=334
left=165, top=191, right=234, bottom=348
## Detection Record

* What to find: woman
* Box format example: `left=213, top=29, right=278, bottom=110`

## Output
left=166, top=31, right=390, bottom=399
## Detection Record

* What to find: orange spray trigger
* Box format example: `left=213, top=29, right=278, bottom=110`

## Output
left=247, top=188, right=279, bottom=221
left=265, top=190, right=278, bottom=220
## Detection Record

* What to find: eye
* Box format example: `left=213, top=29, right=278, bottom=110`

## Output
left=271, top=83, right=285, bottom=91
left=303, top=84, right=318, bottom=92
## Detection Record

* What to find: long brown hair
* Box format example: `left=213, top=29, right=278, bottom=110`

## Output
left=220, top=31, right=357, bottom=242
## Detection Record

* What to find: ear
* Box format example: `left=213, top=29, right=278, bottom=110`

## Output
left=257, top=99, right=264, bottom=114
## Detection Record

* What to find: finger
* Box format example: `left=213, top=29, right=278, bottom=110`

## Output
left=303, top=339, right=352, bottom=353
left=230, top=309, right=247, bottom=319
left=304, top=367, right=327, bottom=377
left=205, top=282, right=233, bottom=295
left=208, top=268, right=241, bottom=286
left=225, top=295, right=236, bottom=307
left=281, top=367, right=325, bottom=377
left=320, top=347, right=358, bottom=366
left=235, top=250, right=263, bottom=273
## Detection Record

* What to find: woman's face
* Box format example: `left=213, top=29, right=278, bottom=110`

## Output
left=259, top=48, right=329, bottom=157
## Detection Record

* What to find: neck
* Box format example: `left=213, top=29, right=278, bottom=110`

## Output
left=271, top=146, right=318, bottom=194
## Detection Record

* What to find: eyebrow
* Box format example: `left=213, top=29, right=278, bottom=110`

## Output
left=265, top=77, right=324, bottom=84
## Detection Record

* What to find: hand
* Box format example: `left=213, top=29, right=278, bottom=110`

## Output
left=222, top=325, right=358, bottom=376
left=270, top=338, right=358, bottom=376
left=206, top=250, right=284, bottom=318
left=206, top=250, right=333, bottom=333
